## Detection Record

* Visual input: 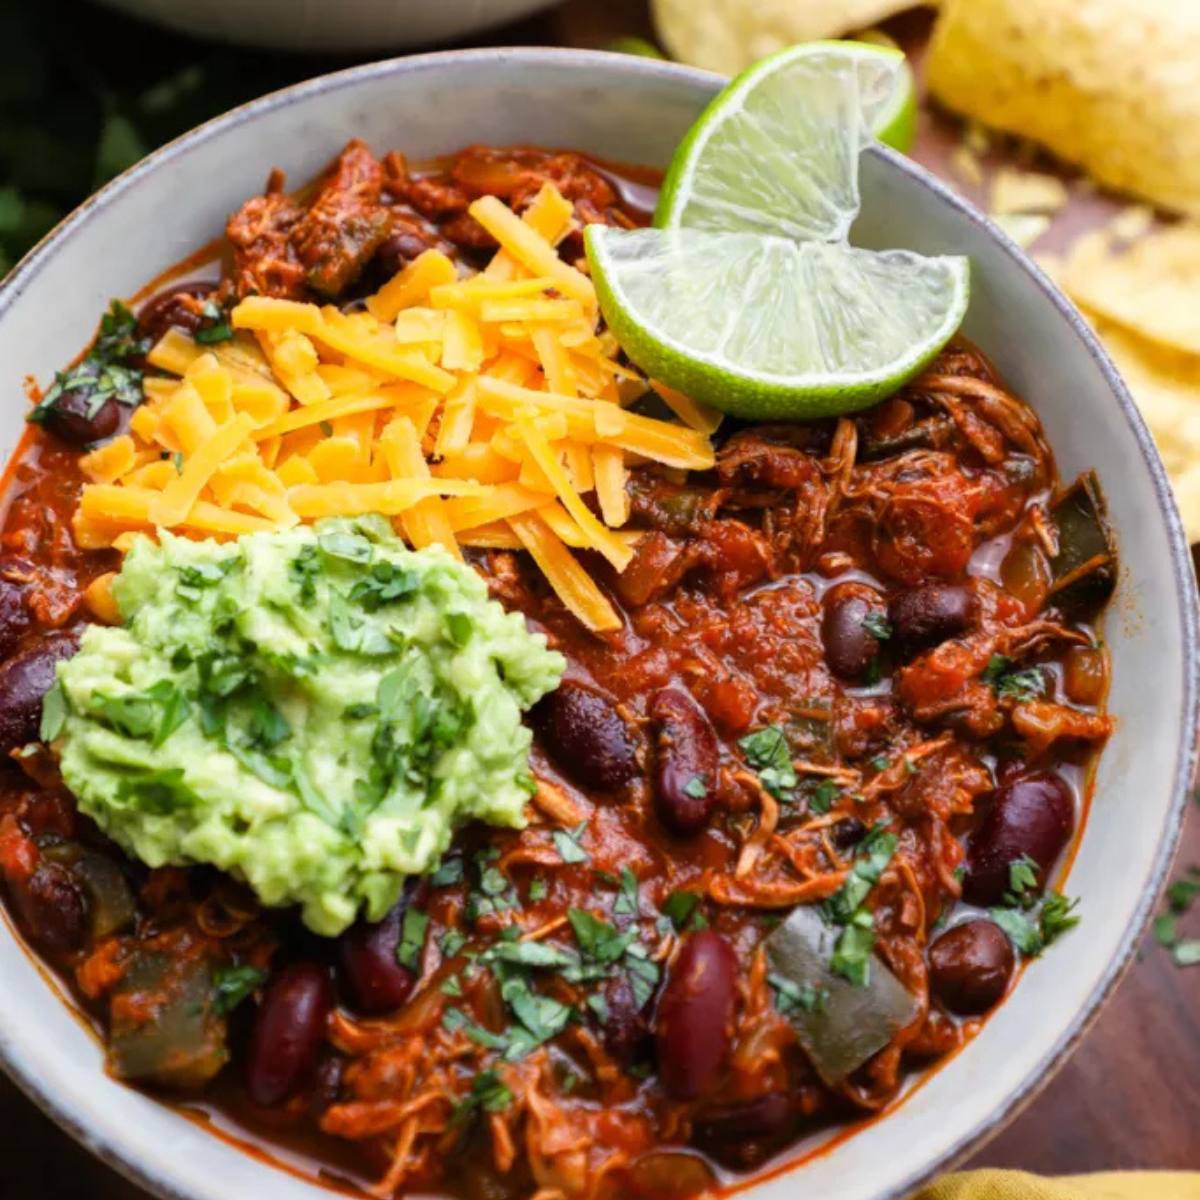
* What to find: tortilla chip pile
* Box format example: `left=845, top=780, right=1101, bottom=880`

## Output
left=927, top=0, right=1200, bottom=219
left=1042, top=222, right=1200, bottom=538
left=651, top=0, right=937, bottom=74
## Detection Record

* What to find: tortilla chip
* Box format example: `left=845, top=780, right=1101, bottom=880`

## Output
left=990, top=168, right=1068, bottom=217
left=927, top=0, right=1200, bottom=217
left=1063, top=223, right=1200, bottom=358
left=993, top=213, right=1051, bottom=249
left=652, top=0, right=938, bottom=74
left=1085, top=314, right=1200, bottom=539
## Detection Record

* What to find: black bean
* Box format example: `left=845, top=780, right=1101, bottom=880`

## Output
left=888, top=584, right=975, bottom=657
left=530, top=680, right=638, bottom=791
left=0, top=564, right=32, bottom=661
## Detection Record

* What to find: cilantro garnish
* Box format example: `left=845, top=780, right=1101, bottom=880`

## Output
left=806, top=778, right=840, bottom=815
left=454, top=1070, right=513, bottom=1120
left=982, top=654, right=1046, bottom=701
left=211, top=964, right=267, bottom=1015
left=990, top=891, right=1080, bottom=957
left=431, top=856, right=465, bottom=887
left=1006, top=853, right=1041, bottom=906
left=822, top=823, right=898, bottom=985
left=683, top=775, right=707, bottom=800
left=863, top=612, right=892, bottom=641
left=396, top=908, right=429, bottom=971
left=738, top=725, right=798, bottom=802
left=29, top=300, right=149, bottom=431
left=768, top=971, right=828, bottom=1016
left=1151, top=865, right=1200, bottom=969
left=660, top=889, right=706, bottom=932
left=552, top=821, right=589, bottom=865
left=90, top=679, right=191, bottom=747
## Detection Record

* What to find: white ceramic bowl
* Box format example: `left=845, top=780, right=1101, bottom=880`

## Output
left=92, top=0, right=558, bottom=51
left=0, top=47, right=1195, bottom=1200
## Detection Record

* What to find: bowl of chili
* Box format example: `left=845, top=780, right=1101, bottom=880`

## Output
left=0, top=46, right=1195, bottom=1200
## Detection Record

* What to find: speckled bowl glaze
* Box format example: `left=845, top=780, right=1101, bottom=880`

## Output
left=0, top=48, right=1195, bottom=1200
left=92, top=0, right=558, bottom=52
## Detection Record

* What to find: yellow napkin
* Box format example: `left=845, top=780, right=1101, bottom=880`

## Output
left=918, top=1172, right=1200, bottom=1200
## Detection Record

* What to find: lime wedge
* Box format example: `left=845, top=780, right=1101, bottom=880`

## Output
left=655, top=41, right=913, bottom=241
left=586, top=225, right=969, bottom=420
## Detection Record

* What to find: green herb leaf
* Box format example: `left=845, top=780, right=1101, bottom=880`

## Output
left=1006, top=853, right=1041, bottom=904
left=1172, top=940, right=1200, bottom=967
left=319, top=530, right=374, bottom=564
left=768, top=971, right=828, bottom=1016
left=396, top=907, right=429, bottom=971
left=552, top=821, right=589, bottom=865
left=431, top=857, right=465, bottom=887
left=807, top=779, right=840, bottom=814
left=863, top=612, right=892, bottom=641
left=990, top=906, right=1044, bottom=956
left=683, top=775, right=707, bottom=800
left=211, top=964, right=267, bottom=1015
left=612, top=866, right=640, bottom=917
left=738, top=725, right=797, bottom=802
left=661, top=889, right=703, bottom=931
left=829, top=922, right=876, bottom=987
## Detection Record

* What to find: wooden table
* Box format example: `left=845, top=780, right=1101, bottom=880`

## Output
left=2, top=0, right=1197, bottom=1193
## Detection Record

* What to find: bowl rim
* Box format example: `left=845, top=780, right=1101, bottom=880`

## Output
left=0, top=44, right=1196, bottom=1200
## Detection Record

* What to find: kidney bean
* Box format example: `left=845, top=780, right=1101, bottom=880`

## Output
left=338, top=904, right=415, bottom=1015
left=11, top=862, right=89, bottom=955
left=691, top=1094, right=792, bottom=1147
left=246, top=963, right=333, bottom=1107
left=888, top=584, right=974, bottom=656
left=0, top=631, right=79, bottom=754
left=928, top=919, right=1014, bottom=1014
left=0, top=569, right=31, bottom=661
left=655, top=931, right=736, bottom=1100
left=40, top=389, right=121, bottom=447
left=821, top=583, right=886, bottom=682
left=530, top=680, right=638, bottom=791
left=963, top=770, right=1075, bottom=906
left=649, top=687, right=718, bottom=835
left=600, top=972, right=650, bottom=1065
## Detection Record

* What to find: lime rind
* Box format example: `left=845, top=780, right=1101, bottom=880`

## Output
left=587, top=225, right=970, bottom=420
left=654, top=40, right=905, bottom=242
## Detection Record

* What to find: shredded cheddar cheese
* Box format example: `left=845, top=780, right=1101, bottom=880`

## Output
left=73, top=185, right=718, bottom=632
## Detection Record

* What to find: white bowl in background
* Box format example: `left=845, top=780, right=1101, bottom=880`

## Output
left=0, top=47, right=1195, bottom=1200
left=92, top=0, right=559, bottom=52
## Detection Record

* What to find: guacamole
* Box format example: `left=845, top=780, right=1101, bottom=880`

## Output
left=49, top=517, right=564, bottom=935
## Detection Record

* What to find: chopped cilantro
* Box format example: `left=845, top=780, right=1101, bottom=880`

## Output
left=738, top=725, right=797, bottom=802
left=440, top=974, right=463, bottom=997
left=991, top=891, right=1080, bottom=956
left=567, top=907, right=635, bottom=965
left=612, top=866, right=640, bottom=917
left=828, top=920, right=876, bottom=987
left=396, top=907, right=429, bottom=971
left=1173, top=940, right=1200, bottom=968
left=982, top=654, right=1046, bottom=701
left=318, top=529, right=374, bottom=564
left=863, top=612, right=892, bottom=641
left=552, top=821, right=589, bottom=865
left=1006, top=853, right=1041, bottom=905
left=194, top=320, right=233, bottom=344
left=349, top=561, right=419, bottom=611
left=807, top=778, right=840, bottom=815
left=768, top=971, right=828, bottom=1016
left=528, top=876, right=548, bottom=902
left=431, top=857, right=465, bottom=887
left=452, top=1069, right=512, bottom=1123
left=90, top=679, right=191, bottom=747
left=683, top=775, right=707, bottom=800
left=586, top=993, right=609, bottom=1024
left=440, top=929, right=466, bottom=959
left=212, top=964, right=267, bottom=1014
left=822, top=823, right=897, bottom=985
left=211, top=964, right=267, bottom=1014
left=661, top=889, right=704, bottom=932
